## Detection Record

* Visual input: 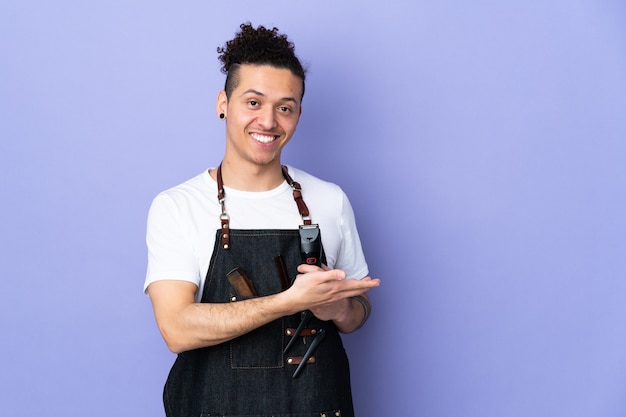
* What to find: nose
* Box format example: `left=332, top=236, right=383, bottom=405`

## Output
left=256, top=107, right=277, bottom=130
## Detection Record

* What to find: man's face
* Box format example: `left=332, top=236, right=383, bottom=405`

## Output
left=219, top=64, right=303, bottom=170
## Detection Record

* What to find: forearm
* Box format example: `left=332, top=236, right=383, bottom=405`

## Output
left=152, top=287, right=299, bottom=354
left=150, top=271, right=379, bottom=353
left=331, top=294, right=372, bottom=334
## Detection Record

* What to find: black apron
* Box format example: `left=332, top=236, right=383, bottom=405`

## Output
left=162, top=168, right=354, bottom=417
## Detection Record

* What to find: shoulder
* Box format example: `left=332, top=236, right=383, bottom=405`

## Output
left=284, top=165, right=353, bottom=222
left=148, top=170, right=218, bottom=222
left=151, top=170, right=215, bottom=208
left=155, top=170, right=213, bottom=201
left=285, top=166, right=344, bottom=198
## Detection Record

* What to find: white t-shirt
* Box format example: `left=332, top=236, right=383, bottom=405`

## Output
left=144, top=166, right=369, bottom=301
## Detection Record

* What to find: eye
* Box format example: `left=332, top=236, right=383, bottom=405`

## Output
left=278, top=106, right=292, bottom=113
left=248, top=100, right=259, bottom=107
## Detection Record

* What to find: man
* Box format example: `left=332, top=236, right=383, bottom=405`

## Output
left=145, top=22, right=380, bottom=417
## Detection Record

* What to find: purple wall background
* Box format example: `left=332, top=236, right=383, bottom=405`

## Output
left=2, top=1, right=626, bottom=416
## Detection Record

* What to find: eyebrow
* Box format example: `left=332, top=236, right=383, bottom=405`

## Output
left=241, top=89, right=299, bottom=104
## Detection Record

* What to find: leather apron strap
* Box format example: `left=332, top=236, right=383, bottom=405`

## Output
left=216, top=163, right=312, bottom=250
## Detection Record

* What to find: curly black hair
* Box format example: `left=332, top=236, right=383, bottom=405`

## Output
left=217, top=23, right=306, bottom=99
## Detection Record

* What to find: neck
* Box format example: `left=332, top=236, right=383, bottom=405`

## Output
left=213, top=159, right=285, bottom=192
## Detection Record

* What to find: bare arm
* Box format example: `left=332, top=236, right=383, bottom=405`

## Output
left=324, top=293, right=373, bottom=333
left=148, top=280, right=295, bottom=353
left=148, top=268, right=379, bottom=353
left=298, top=264, right=376, bottom=333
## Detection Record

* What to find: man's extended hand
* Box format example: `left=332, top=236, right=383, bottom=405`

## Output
left=288, top=264, right=380, bottom=332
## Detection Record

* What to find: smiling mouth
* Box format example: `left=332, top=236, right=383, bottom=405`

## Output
left=250, top=132, right=278, bottom=144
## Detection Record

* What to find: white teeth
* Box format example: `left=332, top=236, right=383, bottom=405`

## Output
left=251, top=133, right=275, bottom=144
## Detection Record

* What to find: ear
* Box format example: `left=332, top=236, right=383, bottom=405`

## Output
left=216, top=90, right=228, bottom=118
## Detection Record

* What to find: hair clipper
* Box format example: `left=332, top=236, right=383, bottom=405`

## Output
left=299, top=224, right=322, bottom=267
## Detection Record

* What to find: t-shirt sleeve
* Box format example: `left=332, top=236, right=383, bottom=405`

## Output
left=336, top=192, right=369, bottom=280
left=144, top=193, right=200, bottom=293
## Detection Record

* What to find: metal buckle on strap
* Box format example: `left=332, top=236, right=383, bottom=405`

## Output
left=216, top=163, right=315, bottom=250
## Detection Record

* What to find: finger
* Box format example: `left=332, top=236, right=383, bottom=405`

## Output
left=297, top=265, right=347, bottom=280
left=296, top=264, right=323, bottom=273
left=336, top=279, right=380, bottom=292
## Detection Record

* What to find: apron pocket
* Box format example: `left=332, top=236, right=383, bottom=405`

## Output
left=230, top=318, right=284, bottom=369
